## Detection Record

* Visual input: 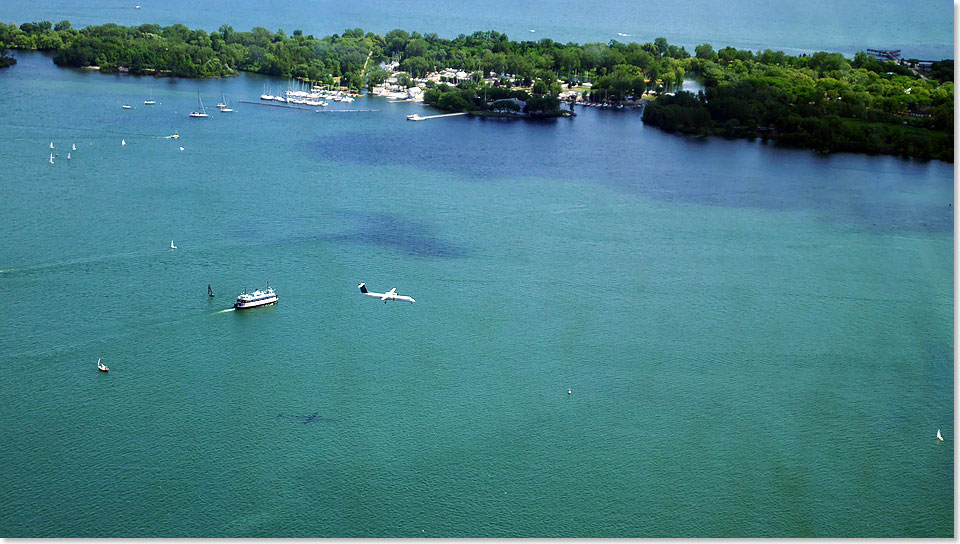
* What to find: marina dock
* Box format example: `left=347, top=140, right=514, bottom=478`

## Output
left=239, top=101, right=379, bottom=113
left=239, top=101, right=312, bottom=110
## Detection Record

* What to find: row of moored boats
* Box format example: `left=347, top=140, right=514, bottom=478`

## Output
left=259, top=82, right=355, bottom=107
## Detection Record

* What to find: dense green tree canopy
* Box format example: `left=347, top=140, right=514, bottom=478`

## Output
left=644, top=46, right=953, bottom=161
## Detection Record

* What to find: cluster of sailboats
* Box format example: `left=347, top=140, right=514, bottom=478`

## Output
left=190, top=91, right=234, bottom=117
left=259, top=82, right=355, bottom=107
left=47, top=141, right=77, bottom=164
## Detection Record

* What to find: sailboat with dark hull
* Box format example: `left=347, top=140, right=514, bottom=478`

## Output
left=208, top=284, right=215, bottom=298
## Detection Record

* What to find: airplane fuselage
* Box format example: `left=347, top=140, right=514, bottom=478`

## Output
left=358, top=283, right=415, bottom=303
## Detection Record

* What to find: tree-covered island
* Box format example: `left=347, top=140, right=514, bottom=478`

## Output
left=0, top=21, right=952, bottom=160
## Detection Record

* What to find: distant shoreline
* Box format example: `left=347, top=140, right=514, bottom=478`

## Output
left=1, top=20, right=952, bottom=160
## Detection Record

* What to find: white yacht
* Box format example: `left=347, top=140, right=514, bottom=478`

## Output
left=234, top=285, right=278, bottom=310
left=144, top=89, right=156, bottom=105
left=216, top=92, right=226, bottom=109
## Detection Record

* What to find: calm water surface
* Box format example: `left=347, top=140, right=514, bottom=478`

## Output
left=0, top=51, right=953, bottom=537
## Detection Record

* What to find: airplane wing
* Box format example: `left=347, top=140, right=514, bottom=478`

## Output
left=387, top=288, right=397, bottom=295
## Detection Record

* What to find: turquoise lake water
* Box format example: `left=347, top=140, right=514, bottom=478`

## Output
left=0, top=50, right=953, bottom=537
left=0, top=0, right=955, bottom=59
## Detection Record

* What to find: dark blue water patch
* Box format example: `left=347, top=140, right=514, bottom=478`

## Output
left=314, top=109, right=953, bottom=234
left=323, top=211, right=468, bottom=259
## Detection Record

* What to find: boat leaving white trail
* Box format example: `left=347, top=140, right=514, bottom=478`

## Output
left=234, top=284, right=278, bottom=309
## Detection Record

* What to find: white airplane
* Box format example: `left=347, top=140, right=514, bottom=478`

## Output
left=358, top=283, right=415, bottom=304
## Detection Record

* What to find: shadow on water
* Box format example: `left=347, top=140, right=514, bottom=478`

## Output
left=323, top=211, right=468, bottom=259
left=275, top=412, right=338, bottom=425
left=315, top=111, right=953, bottom=235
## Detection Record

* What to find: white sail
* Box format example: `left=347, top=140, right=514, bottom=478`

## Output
left=937, top=428, right=943, bottom=441
left=49, top=141, right=54, bottom=149
left=121, top=139, right=126, bottom=146
left=67, top=153, right=71, bottom=160
left=72, top=143, right=76, bottom=151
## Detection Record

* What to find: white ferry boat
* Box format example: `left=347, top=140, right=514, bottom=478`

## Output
left=234, top=285, right=278, bottom=309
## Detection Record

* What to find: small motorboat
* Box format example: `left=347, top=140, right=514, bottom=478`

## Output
left=97, top=358, right=109, bottom=372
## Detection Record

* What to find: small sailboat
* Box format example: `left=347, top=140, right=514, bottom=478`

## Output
left=170, top=240, right=177, bottom=249
left=937, top=428, right=943, bottom=441
left=189, top=91, right=208, bottom=118
left=72, top=143, right=76, bottom=151
left=216, top=92, right=226, bottom=109
left=49, top=141, right=54, bottom=149
left=67, top=152, right=71, bottom=160
left=220, top=96, right=234, bottom=112
left=97, top=357, right=109, bottom=372
left=49, top=153, right=54, bottom=164
left=208, top=284, right=215, bottom=297
left=121, top=139, right=126, bottom=146
left=179, top=146, right=184, bottom=151
left=144, top=89, right=156, bottom=105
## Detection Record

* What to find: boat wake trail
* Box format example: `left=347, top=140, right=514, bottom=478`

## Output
left=213, top=308, right=235, bottom=314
